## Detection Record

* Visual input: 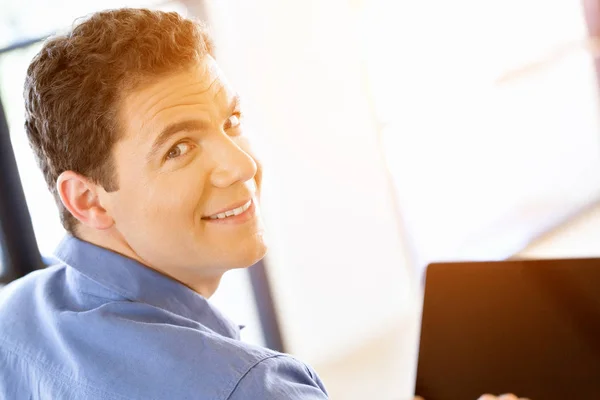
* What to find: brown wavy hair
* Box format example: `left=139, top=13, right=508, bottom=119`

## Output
left=23, top=8, right=214, bottom=234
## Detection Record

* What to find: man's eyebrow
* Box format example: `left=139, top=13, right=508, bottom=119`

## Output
left=146, top=119, right=210, bottom=162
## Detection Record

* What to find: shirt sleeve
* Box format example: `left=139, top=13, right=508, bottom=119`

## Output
left=227, top=355, right=329, bottom=399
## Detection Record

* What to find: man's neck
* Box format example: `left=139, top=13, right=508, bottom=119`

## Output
left=73, top=226, right=222, bottom=298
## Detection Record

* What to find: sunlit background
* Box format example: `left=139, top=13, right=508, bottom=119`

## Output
left=2, top=1, right=600, bottom=398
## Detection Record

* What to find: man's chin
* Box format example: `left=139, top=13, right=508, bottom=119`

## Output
left=232, top=242, right=268, bottom=270
left=200, top=230, right=268, bottom=270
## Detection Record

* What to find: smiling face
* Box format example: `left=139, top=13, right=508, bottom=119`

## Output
left=97, top=57, right=266, bottom=290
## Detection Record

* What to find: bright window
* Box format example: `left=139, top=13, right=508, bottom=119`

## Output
left=361, top=0, right=600, bottom=266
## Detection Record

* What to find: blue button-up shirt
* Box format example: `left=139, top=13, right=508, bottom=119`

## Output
left=0, top=236, right=328, bottom=399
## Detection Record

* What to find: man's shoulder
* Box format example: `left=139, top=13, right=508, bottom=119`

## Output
left=0, top=262, right=64, bottom=299
left=49, top=300, right=283, bottom=399
left=226, top=353, right=329, bottom=399
left=86, top=299, right=280, bottom=372
left=0, top=266, right=274, bottom=399
left=0, top=263, right=101, bottom=337
left=0, top=263, right=108, bottom=371
left=0, top=267, right=326, bottom=399
left=0, top=264, right=66, bottom=329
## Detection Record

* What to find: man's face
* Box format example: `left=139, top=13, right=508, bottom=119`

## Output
left=103, top=57, right=266, bottom=283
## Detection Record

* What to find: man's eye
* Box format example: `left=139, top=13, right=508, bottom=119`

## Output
left=166, top=142, right=192, bottom=160
left=224, top=113, right=242, bottom=130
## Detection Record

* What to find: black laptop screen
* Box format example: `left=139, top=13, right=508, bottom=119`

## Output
left=416, top=258, right=600, bottom=400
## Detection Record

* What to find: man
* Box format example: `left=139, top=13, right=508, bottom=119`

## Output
left=0, top=8, right=527, bottom=400
left=0, top=8, right=327, bottom=399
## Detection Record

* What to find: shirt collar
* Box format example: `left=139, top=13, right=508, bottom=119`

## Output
left=53, top=235, right=241, bottom=339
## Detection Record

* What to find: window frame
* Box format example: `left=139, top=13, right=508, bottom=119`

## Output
left=0, top=92, right=44, bottom=284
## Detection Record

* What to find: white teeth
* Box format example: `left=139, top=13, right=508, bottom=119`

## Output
left=208, top=200, right=252, bottom=220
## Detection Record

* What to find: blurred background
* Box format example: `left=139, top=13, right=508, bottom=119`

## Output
left=2, top=0, right=600, bottom=398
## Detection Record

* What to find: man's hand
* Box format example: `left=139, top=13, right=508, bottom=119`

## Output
left=414, top=394, right=530, bottom=400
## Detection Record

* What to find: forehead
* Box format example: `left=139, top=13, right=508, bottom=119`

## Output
left=119, top=57, right=232, bottom=139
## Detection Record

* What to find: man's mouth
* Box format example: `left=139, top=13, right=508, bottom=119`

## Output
left=205, top=199, right=253, bottom=220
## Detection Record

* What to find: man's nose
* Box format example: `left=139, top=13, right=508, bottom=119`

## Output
left=208, top=135, right=257, bottom=188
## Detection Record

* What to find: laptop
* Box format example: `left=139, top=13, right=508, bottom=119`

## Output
left=415, top=258, right=600, bottom=400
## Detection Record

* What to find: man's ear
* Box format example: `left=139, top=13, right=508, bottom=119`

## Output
left=56, top=171, right=114, bottom=230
